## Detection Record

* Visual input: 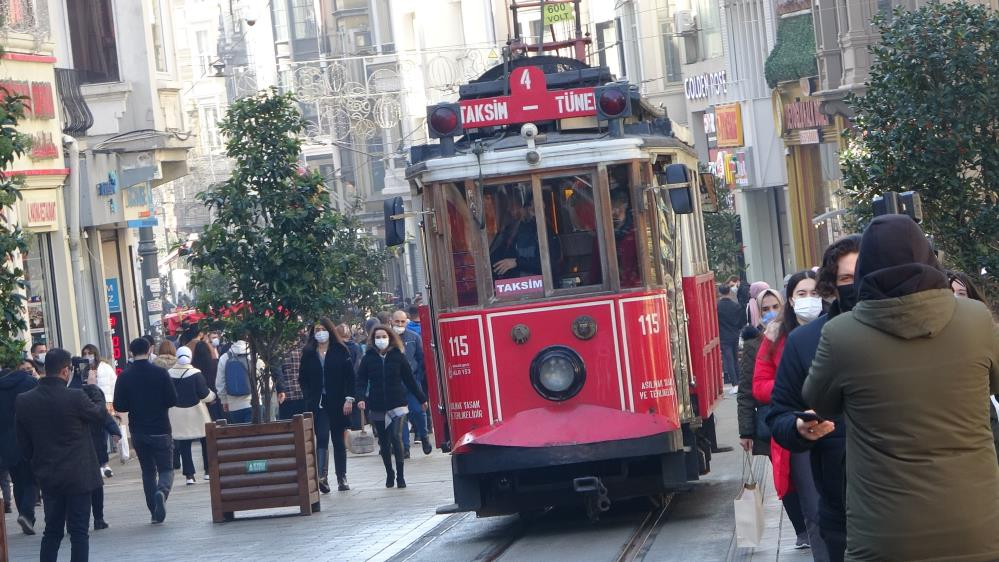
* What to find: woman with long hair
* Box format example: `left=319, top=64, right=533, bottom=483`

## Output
left=81, top=344, right=119, bottom=478
left=167, top=346, right=215, bottom=485
left=752, top=270, right=821, bottom=550
left=299, top=318, right=356, bottom=493
left=356, top=326, right=427, bottom=489
left=153, top=340, right=178, bottom=370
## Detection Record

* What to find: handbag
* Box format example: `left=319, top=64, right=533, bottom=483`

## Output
left=118, top=423, right=131, bottom=464
left=754, top=404, right=772, bottom=442
left=734, top=451, right=765, bottom=548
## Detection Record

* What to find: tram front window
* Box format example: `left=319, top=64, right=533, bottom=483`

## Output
left=541, top=174, right=598, bottom=289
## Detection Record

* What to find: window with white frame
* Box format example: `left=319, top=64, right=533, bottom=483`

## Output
left=195, top=30, right=215, bottom=76
left=199, top=105, right=222, bottom=152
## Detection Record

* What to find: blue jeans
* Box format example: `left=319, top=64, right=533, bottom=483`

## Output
left=720, top=342, right=739, bottom=385
left=131, top=433, right=174, bottom=518
left=227, top=407, right=252, bottom=424
left=40, top=489, right=91, bottom=562
left=402, top=392, right=428, bottom=452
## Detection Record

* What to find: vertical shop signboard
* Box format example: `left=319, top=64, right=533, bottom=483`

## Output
left=105, top=279, right=126, bottom=373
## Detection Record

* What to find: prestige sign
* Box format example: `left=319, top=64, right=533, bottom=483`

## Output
left=459, top=66, right=596, bottom=129
left=684, top=71, right=727, bottom=101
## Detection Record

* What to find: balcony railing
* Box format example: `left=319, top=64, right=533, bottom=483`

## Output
left=54, top=68, right=94, bottom=136
left=0, top=0, right=50, bottom=41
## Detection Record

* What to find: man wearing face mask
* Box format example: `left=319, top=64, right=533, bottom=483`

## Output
left=30, top=342, right=47, bottom=374
left=391, top=310, right=431, bottom=457
left=766, top=235, right=860, bottom=562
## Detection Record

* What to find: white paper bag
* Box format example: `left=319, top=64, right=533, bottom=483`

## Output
left=118, top=424, right=131, bottom=464
left=734, top=483, right=765, bottom=547
left=734, top=452, right=764, bottom=548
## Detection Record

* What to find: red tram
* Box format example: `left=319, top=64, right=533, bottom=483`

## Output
left=385, top=57, right=724, bottom=518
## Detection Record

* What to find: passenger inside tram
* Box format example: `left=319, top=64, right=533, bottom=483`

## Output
left=489, top=185, right=554, bottom=280
left=587, top=171, right=641, bottom=288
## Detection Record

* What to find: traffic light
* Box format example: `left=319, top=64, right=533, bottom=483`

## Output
left=427, top=103, right=462, bottom=138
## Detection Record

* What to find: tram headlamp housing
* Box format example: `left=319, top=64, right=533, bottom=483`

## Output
left=530, top=346, right=585, bottom=401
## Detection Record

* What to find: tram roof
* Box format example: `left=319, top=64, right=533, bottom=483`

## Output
left=405, top=131, right=694, bottom=185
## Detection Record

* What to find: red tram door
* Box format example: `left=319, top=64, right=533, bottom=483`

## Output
left=682, top=273, right=724, bottom=419
left=418, top=305, right=449, bottom=450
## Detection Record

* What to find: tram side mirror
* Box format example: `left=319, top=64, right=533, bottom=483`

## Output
left=384, top=196, right=406, bottom=247
left=660, top=164, right=695, bottom=215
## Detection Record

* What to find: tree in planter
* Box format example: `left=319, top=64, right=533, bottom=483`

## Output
left=704, top=180, right=746, bottom=283
left=189, top=89, right=386, bottom=422
left=841, top=3, right=999, bottom=305
left=0, top=90, right=30, bottom=369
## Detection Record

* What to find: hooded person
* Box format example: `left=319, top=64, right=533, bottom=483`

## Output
left=803, top=215, right=999, bottom=562
left=746, top=281, right=771, bottom=327
left=168, top=347, right=215, bottom=484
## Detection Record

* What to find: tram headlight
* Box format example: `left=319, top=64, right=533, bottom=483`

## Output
left=530, top=346, right=586, bottom=401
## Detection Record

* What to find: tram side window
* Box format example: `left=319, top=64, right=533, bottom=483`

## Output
left=539, top=174, right=600, bottom=289
left=608, top=165, right=642, bottom=288
left=443, top=183, right=479, bottom=307
left=485, top=182, right=558, bottom=298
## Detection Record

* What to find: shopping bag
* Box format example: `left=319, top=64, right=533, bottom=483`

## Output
left=734, top=452, right=765, bottom=548
left=118, top=424, right=131, bottom=464
left=347, top=409, right=375, bottom=455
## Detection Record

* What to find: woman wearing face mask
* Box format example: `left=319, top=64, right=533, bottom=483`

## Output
left=167, top=346, right=216, bottom=485
left=736, top=289, right=809, bottom=545
left=356, top=326, right=428, bottom=489
left=752, top=271, right=820, bottom=550
left=82, top=344, right=117, bottom=412
left=299, top=318, right=356, bottom=493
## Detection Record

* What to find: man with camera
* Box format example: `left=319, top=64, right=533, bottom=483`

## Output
left=15, top=348, right=106, bottom=561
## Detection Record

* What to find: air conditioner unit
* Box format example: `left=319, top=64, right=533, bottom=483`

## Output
left=675, top=11, right=696, bottom=34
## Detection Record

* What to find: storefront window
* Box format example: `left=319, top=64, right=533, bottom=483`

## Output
left=24, top=234, right=60, bottom=348
left=443, top=183, right=480, bottom=307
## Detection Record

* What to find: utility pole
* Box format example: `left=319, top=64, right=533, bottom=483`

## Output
left=137, top=204, right=163, bottom=338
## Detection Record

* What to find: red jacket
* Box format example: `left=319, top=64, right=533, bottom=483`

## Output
left=752, top=333, right=793, bottom=498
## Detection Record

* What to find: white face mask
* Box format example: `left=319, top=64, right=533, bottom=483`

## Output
left=793, top=296, right=823, bottom=323
left=211, top=338, right=220, bottom=347
left=392, top=325, right=406, bottom=335
left=83, top=354, right=95, bottom=364
left=35, top=352, right=46, bottom=363
left=374, top=337, right=390, bottom=350
left=314, top=330, right=330, bottom=343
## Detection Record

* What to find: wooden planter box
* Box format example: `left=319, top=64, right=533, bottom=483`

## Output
left=205, top=412, right=320, bottom=522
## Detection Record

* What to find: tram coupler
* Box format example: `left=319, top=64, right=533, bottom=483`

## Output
left=573, top=476, right=611, bottom=521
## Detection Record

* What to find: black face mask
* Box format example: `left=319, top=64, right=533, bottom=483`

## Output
left=836, top=283, right=857, bottom=312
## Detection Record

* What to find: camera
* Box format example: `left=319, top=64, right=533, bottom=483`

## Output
left=71, top=356, right=90, bottom=387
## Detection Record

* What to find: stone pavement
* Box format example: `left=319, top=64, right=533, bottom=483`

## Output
left=728, top=453, right=812, bottom=562
left=5, top=441, right=451, bottom=562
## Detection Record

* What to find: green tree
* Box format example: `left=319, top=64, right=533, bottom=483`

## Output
left=704, top=182, right=746, bottom=282
left=841, top=2, right=999, bottom=303
left=189, top=89, right=386, bottom=421
left=0, top=90, right=30, bottom=369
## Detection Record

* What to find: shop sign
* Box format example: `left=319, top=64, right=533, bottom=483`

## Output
left=97, top=171, right=118, bottom=196
left=109, top=311, right=126, bottom=374
left=105, top=278, right=122, bottom=313
left=124, top=182, right=157, bottom=227
left=734, top=150, right=752, bottom=187
left=22, top=190, right=58, bottom=229
left=684, top=71, right=727, bottom=101
left=783, top=100, right=829, bottom=131
left=798, top=129, right=820, bottom=144
left=0, top=80, right=55, bottom=119
left=28, top=132, right=58, bottom=160
left=715, top=104, right=743, bottom=147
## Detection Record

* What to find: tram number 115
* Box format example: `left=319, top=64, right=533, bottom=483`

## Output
left=449, top=335, right=470, bottom=357
left=638, top=313, right=661, bottom=336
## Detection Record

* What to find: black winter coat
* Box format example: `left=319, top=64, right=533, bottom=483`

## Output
left=356, top=347, right=427, bottom=413
left=0, top=369, right=37, bottom=469
left=83, top=384, right=122, bottom=466
left=767, top=301, right=847, bottom=538
left=16, top=377, right=106, bottom=494
left=717, top=297, right=744, bottom=345
left=299, top=343, right=356, bottom=412
left=736, top=325, right=770, bottom=456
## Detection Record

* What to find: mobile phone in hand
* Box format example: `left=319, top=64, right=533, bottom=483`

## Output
left=792, top=411, right=824, bottom=423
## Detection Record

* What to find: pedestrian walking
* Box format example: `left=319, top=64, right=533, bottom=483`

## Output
left=752, top=270, right=822, bottom=552
left=113, top=338, right=178, bottom=524
left=745, top=281, right=771, bottom=327
left=392, top=310, right=432, bottom=457
left=29, top=342, right=47, bottom=374
left=717, top=285, right=744, bottom=386
left=804, top=215, right=999, bottom=561
left=736, top=287, right=808, bottom=546
left=0, top=361, right=38, bottom=534
left=153, top=340, right=177, bottom=370
left=276, top=335, right=307, bottom=420
left=356, top=326, right=428, bottom=489
left=81, top=383, right=120, bottom=531
left=947, top=271, right=999, bottom=465
left=216, top=340, right=254, bottom=424
left=15, top=348, right=106, bottom=561
left=766, top=235, right=860, bottom=562
left=81, top=344, right=117, bottom=478
left=191, top=336, right=221, bottom=479
left=406, top=305, right=422, bottom=337
left=168, top=346, right=215, bottom=485
left=299, top=319, right=356, bottom=493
